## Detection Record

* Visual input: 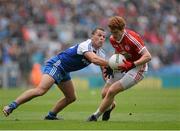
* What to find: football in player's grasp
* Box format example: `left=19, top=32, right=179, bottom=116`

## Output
left=108, top=54, right=126, bottom=70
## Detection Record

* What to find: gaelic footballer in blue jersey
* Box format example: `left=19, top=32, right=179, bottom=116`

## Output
left=44, top=38, right=106, bottom=84
left=3, top=27, right=108, bottom=120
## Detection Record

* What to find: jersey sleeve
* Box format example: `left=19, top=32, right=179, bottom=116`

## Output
left=77, top=39, right=92, bottom=55
left=134, top=36, right=145, bottom=54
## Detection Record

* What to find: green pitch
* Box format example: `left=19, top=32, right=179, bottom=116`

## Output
left=0, top=86, right=180, bottom=130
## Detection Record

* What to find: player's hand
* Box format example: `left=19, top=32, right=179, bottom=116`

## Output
left=103, top=66, right=114, bottom=79
left=118, top=60, right=136, bottom=73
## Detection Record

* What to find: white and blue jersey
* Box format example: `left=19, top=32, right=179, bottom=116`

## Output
left=43, top=39, right=105, bottom=84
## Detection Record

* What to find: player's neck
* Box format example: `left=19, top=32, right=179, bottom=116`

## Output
left=116, top=33, right=125, bottom=43
left=114, top=31, right=125, bottom=43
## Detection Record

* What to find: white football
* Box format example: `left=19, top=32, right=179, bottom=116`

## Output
left=108, top=54, right=125, bottom=70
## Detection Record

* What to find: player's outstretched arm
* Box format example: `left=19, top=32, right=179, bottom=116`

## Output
left=84, top=52, right=108, bottom=66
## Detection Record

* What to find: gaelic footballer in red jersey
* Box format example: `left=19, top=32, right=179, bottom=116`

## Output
left=109, top=29, right=149, bottom=72
left=87, top=16, right=151, bottom=122
left=110, top=29, right=145, bottom=62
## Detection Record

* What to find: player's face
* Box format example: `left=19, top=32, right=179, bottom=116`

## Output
left=92, top=30, right=106, bottom=49
left=110, top=28, right=124, bottom=41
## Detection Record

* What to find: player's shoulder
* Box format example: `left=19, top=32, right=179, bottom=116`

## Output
left=125, top=29, right=141, bottom=38
left=77, top=39, right=92, bottom=50
left=79, top=39, right=92, bottom=46
left=125, top=29, right=144, bottom=46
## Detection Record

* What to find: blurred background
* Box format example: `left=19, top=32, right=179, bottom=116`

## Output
left=0, top=0, right=179, bottom=89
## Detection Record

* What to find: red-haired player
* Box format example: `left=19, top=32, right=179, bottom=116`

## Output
left=87, top=16, right=151, bottom=121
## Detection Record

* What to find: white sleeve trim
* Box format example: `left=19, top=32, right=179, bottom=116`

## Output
left=138, top=47, right=146, bottom=54
left=77, top=39, right=92, bottom=55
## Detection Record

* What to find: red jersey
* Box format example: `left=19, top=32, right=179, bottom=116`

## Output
left=110, top=29, right=146, bottom=62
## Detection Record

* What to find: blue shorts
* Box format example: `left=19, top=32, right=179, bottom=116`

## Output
left=43, top=64, right=71, bottom=85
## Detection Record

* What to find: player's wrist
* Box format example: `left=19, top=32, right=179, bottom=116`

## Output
left=132, top=62, right=136, bottom=68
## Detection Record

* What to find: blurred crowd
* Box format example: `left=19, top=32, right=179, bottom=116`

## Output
left=0, top=0, right=179, bottom=85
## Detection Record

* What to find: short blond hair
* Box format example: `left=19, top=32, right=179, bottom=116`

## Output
left=108, top=16, right=126, bottom=30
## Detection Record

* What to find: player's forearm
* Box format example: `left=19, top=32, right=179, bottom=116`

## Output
left=134, top=53, right=151, bottom=66
left=91, top=57, right=108, bottom=66
left=84, top=52, right=108, bottom=66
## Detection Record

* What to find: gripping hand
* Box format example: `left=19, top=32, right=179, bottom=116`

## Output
left=118, top=60, right=135, bottom=73
left=103, top=66, right=114, bottom=79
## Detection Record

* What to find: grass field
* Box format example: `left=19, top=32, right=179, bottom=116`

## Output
left=0, top=86, right=180, bottom=130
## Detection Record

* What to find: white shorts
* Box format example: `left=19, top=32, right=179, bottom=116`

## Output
left=106, top=64, right=147, bottom=90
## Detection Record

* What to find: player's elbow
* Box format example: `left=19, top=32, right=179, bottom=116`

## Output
left=146, top=53, right=152, bottom=62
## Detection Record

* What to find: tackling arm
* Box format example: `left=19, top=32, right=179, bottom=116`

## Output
left=84, top=52, right=108, bottom=66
